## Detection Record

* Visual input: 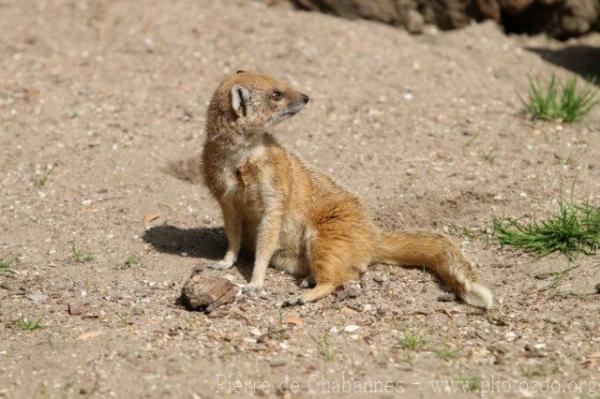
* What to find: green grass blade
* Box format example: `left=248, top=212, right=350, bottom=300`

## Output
left=492, top=202, right=600, bottom=259
left=522, top=74, right=597, bottom=123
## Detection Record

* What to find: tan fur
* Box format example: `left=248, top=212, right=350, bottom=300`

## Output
left=202, top=71, right=493, bottom=309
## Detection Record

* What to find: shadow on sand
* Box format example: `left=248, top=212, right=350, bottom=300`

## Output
left=526, top=45, right=600, bottom=83
left=142, top=224, right=254, bottom=281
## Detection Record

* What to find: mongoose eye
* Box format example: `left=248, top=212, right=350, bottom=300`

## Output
left=270, top=90, right=284, bottom=101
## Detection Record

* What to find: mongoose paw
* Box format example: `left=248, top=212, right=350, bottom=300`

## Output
left=242, top=282, right=264, bottom=297
left=211, top=260, right=234, bottom=270
left=280, top=296, right=305, bottom=308
left=299, top=276, right=315, bottom=288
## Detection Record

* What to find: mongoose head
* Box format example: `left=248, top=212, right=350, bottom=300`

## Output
left=209, top=71, right=309, bottom=140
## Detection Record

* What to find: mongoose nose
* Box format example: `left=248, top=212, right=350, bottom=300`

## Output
left=301, top=93, right=309, bottom=104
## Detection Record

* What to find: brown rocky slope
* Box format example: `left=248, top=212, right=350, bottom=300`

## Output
left=280, top=0, right=600, bottom=38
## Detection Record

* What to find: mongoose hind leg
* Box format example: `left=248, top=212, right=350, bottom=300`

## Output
left=299, top=275, right=315, bottom=288
left=281, top=283, right=336, bottom=307
left=271, top=252, right=309, bottom=276
left=281, top=230, right=368, bottom=307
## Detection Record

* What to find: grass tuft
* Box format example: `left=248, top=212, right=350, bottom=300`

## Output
left=14, top=318, right=43, bottom=331
left=317, top=332, right=335, bottom=362
left=460, top=377, right=482, bottom=393
left=522, top=74, right=597, bottom=123
left=268, top=310, right=288, bottom=342
left=436, top=345, right=460, bottom=361
left=0, top=258, right=15, bottom=272
left=521, top=362, right=560, bottom=378
left=492, top=202, right=600, bottom=259
left=545, top=265, right=579, bottom=291
left=72, top=243, right=94, bottom=263
left=446, top=223, right=478, bottom=239
left=398, top=328, right=426, bottom=351
left=110, top=309, right=132, bottom=327
left=124, top=255, right=139, bottom=268
left=34, top=165, right=54, bottom=188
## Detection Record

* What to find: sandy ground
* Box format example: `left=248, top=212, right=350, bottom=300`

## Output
left=1, top=0, right=600, bottom=398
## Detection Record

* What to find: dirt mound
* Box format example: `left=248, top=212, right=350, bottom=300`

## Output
left=282, top=0, right=600, bottom=38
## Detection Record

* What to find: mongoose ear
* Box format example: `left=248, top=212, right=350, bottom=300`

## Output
left=231, top=85, right=250, bottom=117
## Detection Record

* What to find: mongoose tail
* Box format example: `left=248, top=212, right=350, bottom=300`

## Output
left=374, top=231, right=494, bottom=309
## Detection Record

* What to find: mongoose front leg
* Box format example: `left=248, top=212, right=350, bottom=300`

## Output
left=211, top=198, right=242, bottom=270
left=243, top=209, right=282, bottom=296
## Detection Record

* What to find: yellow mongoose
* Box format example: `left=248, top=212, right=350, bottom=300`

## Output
left=202, top=71, right=493, bottom=309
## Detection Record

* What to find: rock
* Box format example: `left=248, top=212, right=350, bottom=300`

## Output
left=180, top=270, right=239, bottom=312
left=337, top=281, right=361, bottom=300
left=490, top=344, right=508, bottom=354
left=373, top=273, right=389, bottom=285
left=583, top=321, right=596, bottom=331
left=595, top=282, right=600, bottom=294
left=344, top=324, right=360, bottom=333
left=437, top=293, right=455, bottom=302
left=143, top=212, right=160, bottom=225
left=405, top=9, right=424, bottom=33
left=292, top=0, right=401, bottom=24
left=502, top=0, right=600, bottom=38
left=249, top=327, right=262, bottom=336
left=500, top=0, right=534, bottom=14
left=76, top=330, right=102, bottom=341
left=524, top=342, right=547, bottom=357
left=67, top=302, right=84, bottom=315
left=282, top=0, right=600, bottom=38
left=284, top=315, right=303, bottom=325
left=269, top=359, right=286, bottom=367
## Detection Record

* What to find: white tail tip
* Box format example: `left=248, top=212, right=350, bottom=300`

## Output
left=462, top=283, right=494, bottom=309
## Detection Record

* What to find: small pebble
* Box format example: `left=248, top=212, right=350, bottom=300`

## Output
left=269, top=359, right=286, bottom=367
left=338, top=281, right=361, bottom=299
left=68, top=302, right=84, bottom=315
left=373, top=273, right=389, bottom=285
left=344, top=325, right=360, bottom=333
left=437, top=294, right=455, bottom=302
